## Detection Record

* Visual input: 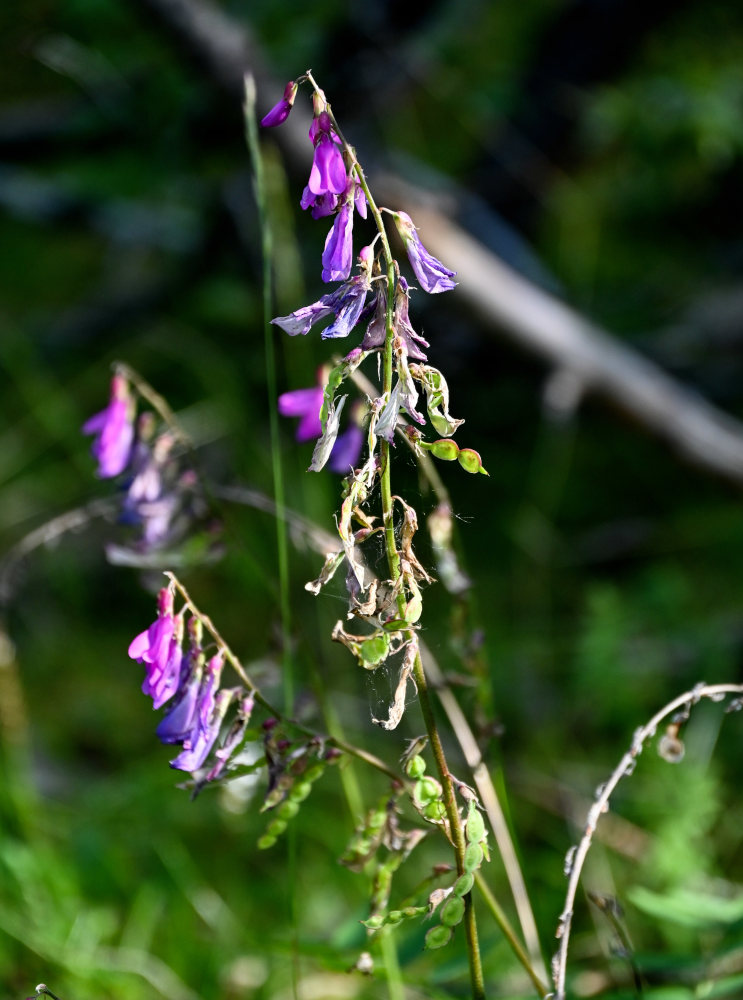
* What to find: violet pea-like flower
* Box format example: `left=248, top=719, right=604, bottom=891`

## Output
left=272, top=246, right=373, bottom=339
left=82, top=372, right=135, bottom=478
left=321, top=202, right=354, bottom=283
left=260, top=80, right=298, bottom=128
left=393, top=211, right=457, bottom=293
left=169, top=654, right=232, bottom=772
left=308, top=111, right=347, bottom=196
left=156, top=657, right=203, bottom=744
left=128, top=587, right=177, bottom=677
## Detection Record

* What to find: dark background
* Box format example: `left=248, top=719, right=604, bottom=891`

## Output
left=2, top=1, right=743, bottom=997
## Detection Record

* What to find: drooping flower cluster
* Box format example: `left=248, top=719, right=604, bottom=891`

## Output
left=127, top=582, right=343, bottom=795
left=128, top=585, right=254, bottom=777
left=82, top=371, right=214, bottom=556
left=260, top=73, right=487, bottom=705
left=261, top=77, right=464, bottom=478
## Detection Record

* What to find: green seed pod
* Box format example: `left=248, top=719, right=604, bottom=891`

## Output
left=430, top=439, right=459, bottom=462
left=405, top=754, right=426, bottom=779
left=363, top=915, right=384, bottom=930
left=277, top=800, right=300, bottom=820
left=386, top=910, right=403, bottom=925
left=266, top=818, right=287, bottom=837
left=257, top=834, right=276, bottom=850
left=440, top=895, right=466, bottom=927
left=415, top=776, right=442, bottom=804
left=453, top=872, right=474, bottom=897
left=457, top=447, right=489, bottom=475
left=304, top=764, right=324, bottom=783
left=423, top=800, right=447, bottom=822
left=463, top=842, right=484, bottom=872
left=290, top=781, right=312, bottom=802
left=425, top=924, right=453, bottom=950
left=465, top=808, right=485, bottom=844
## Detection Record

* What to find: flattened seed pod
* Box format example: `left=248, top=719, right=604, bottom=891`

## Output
left=440, top=895, right=465, bottom=927
left=463, top=842, right=483, bottom=872
left=425, top=924, right=453, bottom=949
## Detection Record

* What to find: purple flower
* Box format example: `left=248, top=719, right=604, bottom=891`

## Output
left=328, top=424, right=364, bottom=473
left=82, top=373, right=135, bottom=478
left=204, top=693, right=255, bottom=782
left=393, top=276, right=430, bottom=360
left=156, top=655, right=202, bottom=744
left=272, top=247, right=373, bottom=339
left=169, top=654, right=233, bottom=772
left=308, top=112, right=346, bottom=196
left=394, top=211, right=457, bottom=294
left=279, top=380, right=364, bottom=473
left=300, top=187, right=338, bottom=219
left=278, top=386, right=323, bottom=441
left=361, top=277, right=429, bottom=361
left=260, top=81, right=298, bottom=128
left=141, top=614, right=184, bottom=709
left=321, top=203, right=353, bottom=283
left=128, top=587, right=176, bottom=675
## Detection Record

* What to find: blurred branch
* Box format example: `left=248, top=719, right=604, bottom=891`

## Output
left=389, top=195, right=743, bottom=489
left=133, top=0, right=743, bottom=490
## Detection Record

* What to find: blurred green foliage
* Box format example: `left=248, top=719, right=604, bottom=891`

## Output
left=2, top=0, right=743, bottom=997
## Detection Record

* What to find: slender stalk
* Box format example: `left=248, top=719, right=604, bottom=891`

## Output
left=379, top=926, right=405, bottom=1000
left=164, top=572, right=401, bottom=785
left=304, top=69, right=487, bottom=999
left=552, top=682, right=743, bottom=999
left=475, top=873, right=549, bottom=998
left=244, top=75, right=294, bottom=716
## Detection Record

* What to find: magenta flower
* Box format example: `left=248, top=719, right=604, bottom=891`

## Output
left=82, top=373, right=135, bottom=478
left=141, top=614, right=184, bottom=709
left=308, top=112, right=346, bottom=196
left=321, top=203, right=354, bottom=282
left=279, top=381, right=364, bottom=472
left=260, top=80, right=298, bottom=128
left=300, top=186, right=338, bottom=219
left=128, top=587, right=176, bottom=675
left=394, top=211, right=457, bottom=293
left=278, top=386, right=323, bottom=441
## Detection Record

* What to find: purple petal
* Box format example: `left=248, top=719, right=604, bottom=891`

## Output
left=260, top=99, right=291, bottom=128
left=329, top=424, right=364, bottom=473
left=309, top=135, right=347, bottom=196
left=278, top=387, right=324, bottom=441
left=394, top=211, right=457, bottom=294
left=271, top=300, right=336, bottom=337
left=321, top=205, right=353, bottom=283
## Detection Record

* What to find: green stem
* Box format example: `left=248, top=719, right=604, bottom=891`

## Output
left=475, top=873, right=549, bottom=998
left=304, top=70, right=487, bottom=998
left=379, top=926, right=405, bottom=1000
left=244, top=75, right=294, bottom=716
